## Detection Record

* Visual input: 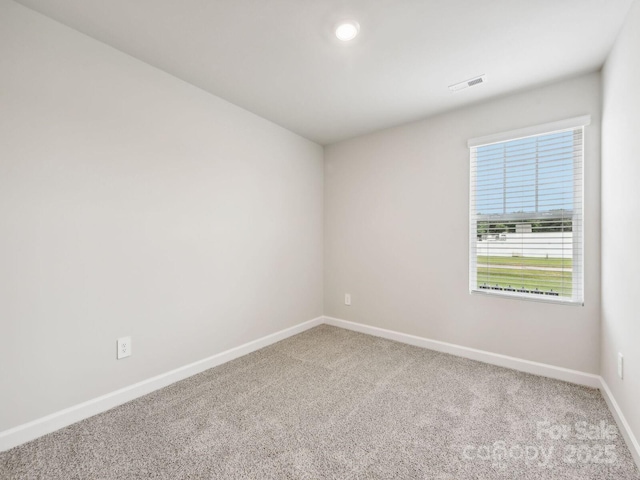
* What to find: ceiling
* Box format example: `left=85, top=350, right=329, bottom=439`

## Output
left=14, top=0, right=634, bottom=145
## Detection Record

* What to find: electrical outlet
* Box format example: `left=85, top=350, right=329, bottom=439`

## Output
left=117, top=336, right=132, bottom=359
left=345, top=293, right=351, bottom=306
left=618, top=353, right=624, bottom=379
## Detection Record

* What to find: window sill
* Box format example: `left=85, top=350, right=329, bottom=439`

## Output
left=470, top=289, right=584, bottom=306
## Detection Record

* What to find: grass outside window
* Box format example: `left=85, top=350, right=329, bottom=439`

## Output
left=476, top=255, right=572, bottom=297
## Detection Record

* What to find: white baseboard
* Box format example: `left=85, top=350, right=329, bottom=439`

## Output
left=0, top=316, right=323, bottom=453
left=599, top=377, right=640, bottom=468
left=323, top=316, right=601, bottom=388
left=324, top=315, right=640, bottom=470
left=3, top=314, right=639, bottom=473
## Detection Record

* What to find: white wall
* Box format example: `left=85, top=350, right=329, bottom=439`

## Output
left=324, top=73, right=601, bottom=373
left=601, top=0, right=640, bottom=448
left=0, top=0, right=323, bottom=431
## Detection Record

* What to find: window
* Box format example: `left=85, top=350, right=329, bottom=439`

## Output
left=468, top=116, right=589, bottom=305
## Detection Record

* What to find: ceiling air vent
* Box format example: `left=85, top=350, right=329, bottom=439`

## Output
left=448, top=74, right=486, bottom=92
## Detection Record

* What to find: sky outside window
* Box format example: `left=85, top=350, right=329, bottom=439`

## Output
left=475, top=131, right=575, bottom=216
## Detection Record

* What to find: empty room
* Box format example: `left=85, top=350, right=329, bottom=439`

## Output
left=1, top=0, right=639, bottom=478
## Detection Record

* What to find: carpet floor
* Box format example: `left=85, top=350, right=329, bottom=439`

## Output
left=1, top=325, right=638, bottom=479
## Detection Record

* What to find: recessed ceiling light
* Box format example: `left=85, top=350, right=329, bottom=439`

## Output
left=335, top=21, right=360, bottom=41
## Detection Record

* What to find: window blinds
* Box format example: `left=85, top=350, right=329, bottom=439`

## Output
left=469, top=117, right=587, bottom=304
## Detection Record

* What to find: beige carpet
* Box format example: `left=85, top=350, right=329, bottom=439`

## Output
left=1, top=325, right=638, bottom=479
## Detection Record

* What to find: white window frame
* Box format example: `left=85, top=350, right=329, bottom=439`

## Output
left=468, top=115, right=590, bottom=306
